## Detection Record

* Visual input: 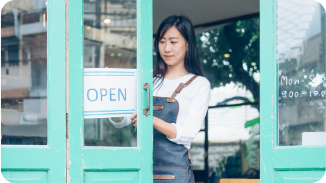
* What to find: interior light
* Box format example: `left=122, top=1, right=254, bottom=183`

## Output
left=224, top=54, right=230, bottom=58
left=86, top=26, right=91, bottom=30
left=251, top=62, right=256, bottom=66
left=45, top=1, right=47, bottom=5
left=43, top=13, right=46, bottom=27
left=104, top=19, right=112, bottom=24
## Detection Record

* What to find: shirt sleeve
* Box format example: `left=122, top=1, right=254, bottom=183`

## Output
left=167, top=79, right=211, bottom=144
left=108, top=116, right=132, bottom=128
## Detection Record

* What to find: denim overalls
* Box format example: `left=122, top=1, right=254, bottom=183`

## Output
left=153, top=75, right=198, bottom=183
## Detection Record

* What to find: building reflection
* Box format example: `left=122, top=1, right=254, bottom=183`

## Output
left=1, top=0, right=48, bottom=145
left=83, top=0, right=137, bottom=147
left=278, top=0, right=326, bottom=146
left=83, top=0, right=137, bottom=69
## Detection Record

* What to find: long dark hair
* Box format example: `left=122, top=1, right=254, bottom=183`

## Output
left=153, top=15, right=204, bottom=90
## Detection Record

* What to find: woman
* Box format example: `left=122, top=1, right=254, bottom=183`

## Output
left=110, top=15, right=210, bottom=183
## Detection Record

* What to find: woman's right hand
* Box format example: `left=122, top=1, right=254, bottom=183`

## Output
left=131, top=110, right=137, bottom=127
left=110, top=117, right=124, bottom=123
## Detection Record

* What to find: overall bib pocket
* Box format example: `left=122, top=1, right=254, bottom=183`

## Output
left=153, top=166, right=188, bottom=183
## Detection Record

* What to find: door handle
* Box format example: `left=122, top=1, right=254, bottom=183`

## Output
left=143, top=82, right=150, bottom=116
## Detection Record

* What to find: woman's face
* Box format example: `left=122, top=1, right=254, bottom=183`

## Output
left=159, top=26, right=188, bottom=67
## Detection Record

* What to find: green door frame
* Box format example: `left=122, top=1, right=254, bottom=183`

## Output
left=68, top=0, right=153, bottom=182
left=260, top=0, right=326, bottom=182
left=1, top=0, right=66, bottom=182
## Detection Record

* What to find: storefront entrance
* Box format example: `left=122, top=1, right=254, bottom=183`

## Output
left=1, top=0, right=153, bottom=182
left=1, top=0, right=326, bottom=182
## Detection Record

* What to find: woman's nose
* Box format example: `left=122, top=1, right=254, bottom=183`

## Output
left=164, top=43, right=171, bottom=52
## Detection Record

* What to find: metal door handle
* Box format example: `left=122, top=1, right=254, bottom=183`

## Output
left=143, top=82, right=150, bottom=116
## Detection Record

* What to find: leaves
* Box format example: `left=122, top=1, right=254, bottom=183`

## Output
left=197, top=17, right=260, bottom=100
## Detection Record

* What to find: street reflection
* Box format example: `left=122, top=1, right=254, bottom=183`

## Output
left=1, top=0, right=48, bottom=145
left=83, top=0, right=137, bottom=147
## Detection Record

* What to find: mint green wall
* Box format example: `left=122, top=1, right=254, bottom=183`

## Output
left=260, top=0, right=326, bottom=182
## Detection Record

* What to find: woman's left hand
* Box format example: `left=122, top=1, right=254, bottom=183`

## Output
left=153, top=116, right=177, bottom=139
left=131, top=111, right=137, bottom=127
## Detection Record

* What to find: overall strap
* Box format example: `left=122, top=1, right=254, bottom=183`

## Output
left=167, top=75, right=199, bottom=103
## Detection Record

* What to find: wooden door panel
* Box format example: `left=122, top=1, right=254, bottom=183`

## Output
left=83, top=148, right=141, bottom=169
left=2, top=147, right=50, bottom=169
left=2, top=171, right=11, bottom=181
left=275, top=170, right=324, bottom=183
left=220, top=179, right=260, bottom=183
left=272, top=147, right=326, bottom=168
left=85, top=171, right=139, bottom=183
left=3, top=171, right=47, bottom=183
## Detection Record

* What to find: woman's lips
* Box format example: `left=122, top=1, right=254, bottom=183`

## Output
left=164, top=55, right=173, bottom=59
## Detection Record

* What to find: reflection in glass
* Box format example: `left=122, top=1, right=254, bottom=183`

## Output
left=83, top=0, right=137, bottom=147
left=278, top=0, right=326, bottom=146
left=1, top=0, right=48, bottom=145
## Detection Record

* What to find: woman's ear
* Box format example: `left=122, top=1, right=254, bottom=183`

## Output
left=186, top=42, right=188, bottom=51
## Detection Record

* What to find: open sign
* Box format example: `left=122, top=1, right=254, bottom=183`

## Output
left=84, top=68, right=137, bottom=119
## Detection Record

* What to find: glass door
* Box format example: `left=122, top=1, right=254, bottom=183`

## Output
left=261, top=0, right=326, bottom=182
left=1, top=0, right=66, bottom=182
left=68, top=0, right=153, bottom=182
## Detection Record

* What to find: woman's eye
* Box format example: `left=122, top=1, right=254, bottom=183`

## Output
left=171, top=42, right=177, bottom=44
left=160, top=41, right=165, bottom=43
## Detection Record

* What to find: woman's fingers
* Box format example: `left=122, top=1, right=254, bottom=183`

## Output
left=133, top=122, right=137, bottom=127
left=131, top=111, right=137, bottom=124
left=131, top=117, right=137, bottom=123
left=130, top=111, right=137, bottom=120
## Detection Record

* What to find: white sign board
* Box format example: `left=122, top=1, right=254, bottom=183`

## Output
left=302, top=132, right=326, bottom=146
left=84, top=68, right=137, bottom=119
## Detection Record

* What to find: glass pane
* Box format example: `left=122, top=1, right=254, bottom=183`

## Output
left=83, top=0, right=137, bottom=147
left=190, top=132, right=205, bottom=170
left=278, top=0, right=326, bottom=146
left=206, top=105, right=259, bottom=179
left=194, top=16, right=260, bottom=181
left=1, top=0, right=48, bottom=145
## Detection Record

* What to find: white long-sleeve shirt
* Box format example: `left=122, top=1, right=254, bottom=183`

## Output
left=109, top=73, right=211, bottom=149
